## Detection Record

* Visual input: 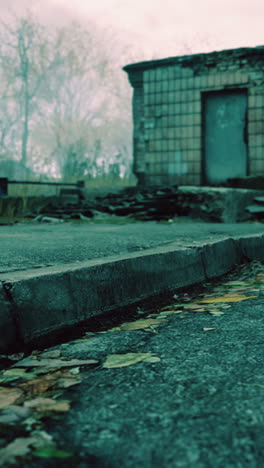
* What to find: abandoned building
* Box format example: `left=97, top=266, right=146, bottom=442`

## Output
left=123, top=46, right=264, bottom=186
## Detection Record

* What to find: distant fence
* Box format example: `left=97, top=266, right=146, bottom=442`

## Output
left=0, top=178, right=85, bottom=196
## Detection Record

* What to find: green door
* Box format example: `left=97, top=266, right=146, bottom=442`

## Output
left=203, top=90, right=248, bottom=184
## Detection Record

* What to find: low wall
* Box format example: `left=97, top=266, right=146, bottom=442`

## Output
left=0, top=196, right=59, bottom=218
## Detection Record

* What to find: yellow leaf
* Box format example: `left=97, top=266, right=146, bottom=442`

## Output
left=200, top=295, right=257, bottom=303
left=110, top=318, right=166, bottom=331
left=24, top=397, right=70, bottom=413
left=209, top=311, right=225, bottom=316
left=256, top=274, right=264, bottom=280
left=183, top=303, right=201, bottom=309
left=189, top=308, right=207, bottom=312
left=157, top=310, right=183, bottom=317
left=143, top=356, right=161, bottom=363
left=0, top=387, right=23, bottom=409
left=224, top=281, right=250, bottom=286
left=12, top=357, right=98, bottom=368
left=3, top=368, right=29, bottom=377
left=103, top=353, right=159, bottom=368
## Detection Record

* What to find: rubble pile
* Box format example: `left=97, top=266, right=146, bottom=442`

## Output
left=28, top=185, right=238, bottom=222
left=246, top=196, right=264, bottom=220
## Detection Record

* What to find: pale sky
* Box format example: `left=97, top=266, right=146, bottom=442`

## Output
left=1, top=0, right=264, bottom=60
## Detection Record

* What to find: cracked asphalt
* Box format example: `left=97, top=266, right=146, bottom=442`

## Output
left=0, top=222, right=263, bottom=272
left=23, top=263, right=264, bottom=468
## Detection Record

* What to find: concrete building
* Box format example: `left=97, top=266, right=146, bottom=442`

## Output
left=123, top=46, right=264, bottom=186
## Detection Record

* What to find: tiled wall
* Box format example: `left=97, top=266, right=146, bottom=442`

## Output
left=132, top=57, right=264, bottom=185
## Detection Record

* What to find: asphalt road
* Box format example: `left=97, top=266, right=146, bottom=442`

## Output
left=1, top=221, right=264, bottom=272
left=23, top=262, right=264, bottom=468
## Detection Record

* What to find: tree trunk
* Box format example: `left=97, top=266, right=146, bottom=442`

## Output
left=21, top=81, right=29, bottom=167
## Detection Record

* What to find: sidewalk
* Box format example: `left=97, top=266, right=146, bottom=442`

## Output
left=0, top=222, right=264, bottom=352
left=2, top=263, right=264, bottom=467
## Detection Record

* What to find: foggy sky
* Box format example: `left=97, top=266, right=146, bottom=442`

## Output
left=1, top=0, right=263, bottom=60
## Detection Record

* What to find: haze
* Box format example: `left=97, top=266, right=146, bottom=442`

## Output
left=1, top=0, right=263, bottom=59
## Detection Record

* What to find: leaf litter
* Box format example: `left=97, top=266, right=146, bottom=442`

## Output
left=103, top=353, right=160, bottom=369
left=0, top=261, right=263, bottom=465
left=0, top=348, right=99, bottom=465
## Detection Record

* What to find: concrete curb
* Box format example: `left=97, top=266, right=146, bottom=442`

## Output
left=0, top=233, right=264, bottom=352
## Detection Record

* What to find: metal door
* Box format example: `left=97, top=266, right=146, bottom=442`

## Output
left=203, top=90, right=248, bottom=184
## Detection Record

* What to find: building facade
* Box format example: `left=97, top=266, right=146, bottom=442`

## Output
left=123, top=47, right=264, bottom=186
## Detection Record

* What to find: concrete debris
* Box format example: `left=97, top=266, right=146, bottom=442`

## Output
left=246, top=196, right=264, bottom=218
left=26, top=185, right=264, bottom=223
left=33, top=215, right=64, bottom=223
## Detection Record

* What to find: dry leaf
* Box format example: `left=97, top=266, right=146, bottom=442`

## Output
left=110, top=318, right=166, bottom=332
left=18, top=374, right=58, bottom=397
left=55, top=377, right=81, bottom=388
left=209, top=311, right=225, bottom=316
left=24, top=397, right=70, bottom=413
left=13, top=357, right=98, bottom=368
left=0, top=437, right=35, bottom=467
left=0, top=387, right=23, bottom=409
left=224, top=281, right=250, bottom=286
left=17, top=369, right=82, bottom=396
left=39, top=350, right=61, bottom=359
left=143, top=356, right=161, bottom=363
left=200, top=294, right=257, bottom=304
left=0, top=405, right=32, bottom=424
left=2, top=353, right=25, bottom=361
left=183, top=303, right=202, bottom=309
left=3, top=368, right=31, bottom=377
left=158, top=310, right=184, bottom=317
left=103, top=353, right=159, bottom=368
left=0, top=431, right=55, bottom=466
left=255, top=274, right=264, bottom=280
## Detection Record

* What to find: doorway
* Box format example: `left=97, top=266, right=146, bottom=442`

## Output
left=203, top=90, right=248, bottom=184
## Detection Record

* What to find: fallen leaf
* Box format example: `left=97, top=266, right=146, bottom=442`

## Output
left=39, top=350, right=61, bottom=359
left=0, top=387, right=23, bottom=409
left=12, top=357, right=98, bottom=368
left=18, top=370, right=82, bottom=396
left=18, top=374, right=58, bottom=397
left=3, top=368, right=33, bottom=378
left=209, top=311, right=225, bottom=316
left=224, top=281, right=250, bottom=286
left=158, top=310, right=182, bottom=317
left=0, top=437, right=34, bottom=467
left=183, top=303, right=202, bottom=309
left=103, top=353, right=159, bottom=368
left=110, top=318, right=166, bottom=332
left=0, top=405, right=32, bottom=424
left=255, top=274, right=264, bottom=281
left=0, top=430, right=55, bottom=466
left=55, top=376, right=81, bottom=389
left=24, top=397, right=70, bottom=413
left=0, top=353, right=25, bottom=361
left=69, top=367, right=80, bottom=375
left=200, top=294, right=257, bottom=303
left=161, top=304, right=183, bottom=311
left=32, top=447, right=73, bottom=459
left=143, top=356, right=161, bottom=363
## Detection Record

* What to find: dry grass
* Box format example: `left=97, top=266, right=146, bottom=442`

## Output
left=7, top=174, right=137, bottom=197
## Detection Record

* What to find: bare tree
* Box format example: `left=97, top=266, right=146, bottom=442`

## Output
left=0, top=15, right=134, bottom=178
left=0, top=13, right=59, bottom=166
